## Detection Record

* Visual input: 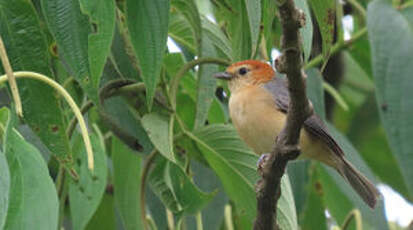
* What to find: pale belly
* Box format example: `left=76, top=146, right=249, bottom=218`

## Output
left=229, top=87, right=334, bottom=165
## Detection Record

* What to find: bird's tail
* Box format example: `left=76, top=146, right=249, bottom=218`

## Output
left=336, top=158, right=380, bottom=209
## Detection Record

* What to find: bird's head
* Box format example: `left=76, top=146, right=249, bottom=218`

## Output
left=214, top=60, right=275, bottom=92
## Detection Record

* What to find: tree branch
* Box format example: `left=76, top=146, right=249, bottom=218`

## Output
left=253, top=0, right=313, bottom=229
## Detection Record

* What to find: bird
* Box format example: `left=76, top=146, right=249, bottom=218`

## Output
left=214, top=60, right=380, bottom=208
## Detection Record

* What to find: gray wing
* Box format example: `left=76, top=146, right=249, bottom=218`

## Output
left=263, top=78, right=344, bottom=156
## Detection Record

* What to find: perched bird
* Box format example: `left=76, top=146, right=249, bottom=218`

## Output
left=214, top=60, right=380, bottom=208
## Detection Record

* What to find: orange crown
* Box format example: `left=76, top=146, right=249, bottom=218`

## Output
left=227, top=60, right=275, bottom=83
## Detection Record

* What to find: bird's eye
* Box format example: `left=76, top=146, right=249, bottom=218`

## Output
left=238, top=67, right=248, bottom=75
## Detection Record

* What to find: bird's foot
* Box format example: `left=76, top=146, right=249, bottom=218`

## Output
left=257, top=153, right=270, bottom=176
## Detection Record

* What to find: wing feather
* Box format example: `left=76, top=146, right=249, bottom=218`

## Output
left=263, top=78, right=344, bottom=156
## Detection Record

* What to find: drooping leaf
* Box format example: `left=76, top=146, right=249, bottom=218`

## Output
left=141, top=113, right=175, bottom=162
left=126, top=0, right=170, bottom=108
left=295, top=0, right=313, bottom=61
left=201, top=17, right=232, bottom=60
left=368, top=0, right=413, bottom=200
left=4, top=111, right=58, bottom=230
left=112, top=137, right=143, bottom=230
left=148, top=156, right=214, bottom=215
left=191, top=124, right=298, bottom=230
left=168, top=12, right=196, bottom=54
left=309, top=0, right=335, bottom=60
left=111, top=21, right=139, bottom=80
left=69, top=133, right=107, bottom=230
left=0, top=0, right=71, bottom=160
left=172, top=0, right=202, bottom=54
left=41, top=0, right=98, bottom=102
left=79, top=0, right=116, bottom=91
left=215, top=0, right=252, bottom=60
left=244, top=0, right=261, bottom=56
left=194, top=36, right=218, bottom=129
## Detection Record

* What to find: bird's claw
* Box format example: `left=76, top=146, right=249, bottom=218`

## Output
left=257, top=153, right=270, bottom=175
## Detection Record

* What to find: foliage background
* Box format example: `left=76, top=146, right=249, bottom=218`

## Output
left=0, top=0, right=412, bottom=229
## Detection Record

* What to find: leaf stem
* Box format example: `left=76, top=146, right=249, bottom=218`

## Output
left=58, top=172, right=68, bottom=229
left=0, top=71, right=94, bottom=171
left=305, top=27, right=367, bottom=70
left=196, top=212, right=204, bottom=230
left=0, top=35, right=22, bottom=118
left=166, top=209, right=175, bottom=230
left=322, top=82, right=349, bottom=111
left=224, top=204, right=234, bottom=230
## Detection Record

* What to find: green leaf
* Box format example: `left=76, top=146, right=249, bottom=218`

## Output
left=207, top=98, right=228, bottom=124
left=111, top=21, right=139, bottom=80
left=41, top=0, right=98, bottom=102
left=215, top=0, right=252, bottom=60
left=168, top=12, right=196, bottom=54
left=141, top=113, right=175, bottom=162
left=69, top=133, right=108, bottom=230
left=201, top=17, right=232, bottom=60
left=97, top=97, right=153, bottom=155
left=177, top=93, right=196, bottom=130
left=112, top=137, right=143, bottom=230
left=0, top=0, right=71, bottom=160
left=172, top=0, right=202, bottom=54
left=368, top=0, right=413, bottom=200
left=301, top=167, right=327, bottom=230
left=85, top=194, right=116, bottom=230
left=347, top=94, right=409, bottom=200
left=295, top=0, right=313, bottom=61
left=320, top=125, right=389, bottom=230
left=4, top=114, right=58, bottom=230
left=79, top=0, right=116, bottom=91
left=244, top=0, right=261, bottom=55
left=0, top=149, right=8, bottom=230
left=185, top=160, right=229, bottom=230
left=126, top=0, right=170, bottom=108
left=287, top=161, right=310, bottom=218
left=149, top=156, right=214, bottom=214
left=262, top=0, right=277, bottom=58
left=194, top=36, right=218, bottom=129
left=191, top=124, right=297, bottom=230
left=306, top=68, right=325, bottom=119
left=309, top=0, right=335, bottom=60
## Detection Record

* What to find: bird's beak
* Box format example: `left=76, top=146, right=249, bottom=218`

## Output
left=214, top=72, right=233, bottom=80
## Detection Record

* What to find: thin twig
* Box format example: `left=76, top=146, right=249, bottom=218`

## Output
left=253, top=0, right=313, bottom=229
left=0, top=35, right=22, bottom=117
left=98, top=79, right=144, bottom=152
left=305, top=27, right=367, bottom=70
left=66, top=81, right=146, bottom=138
